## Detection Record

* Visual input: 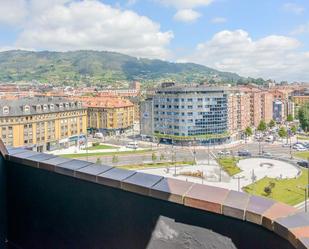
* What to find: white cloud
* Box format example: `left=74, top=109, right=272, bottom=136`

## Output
left=157, top=0, right=213, bottom=9
left=283, top=3, right=305, bottom=14
left=15, top=0, right=173, bottom=59
left=0, top=0, right=28, bottom=25
left=126, top=0, right=138, bottom=6
left=291, top=23, right=309, bottom=35
left=186, top=29, right=309, bottom=81
left=174, top=9, right=201, bottom=22
left=211, top=17, right=227, bottom=24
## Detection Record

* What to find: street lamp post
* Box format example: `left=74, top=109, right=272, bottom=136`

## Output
left=305, top=189, right=308, bottom=213
left=289, top=132, right=293, bottom=159
left=297, top=185, right=307, bottom=212
left=208, top=142, right=210, bottom=166
left=233, top=175, right=245, bottom=192
left=307, top=157, right=309, bottom=198
left=193, top=138, right=197, bottom=164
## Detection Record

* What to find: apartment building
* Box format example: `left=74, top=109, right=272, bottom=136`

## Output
left=261, top=92, right=274, bottom=123
left=0, top=97, right=87, bottom=151
left=228, top=91, right=251, bottom=135
left=80, top=97, right=134, bottom=135
left=151, top=84, right=229, bottom=144
left=140, top=98, right=154, bottom=138
left=292, top=95, right=309, bottom=106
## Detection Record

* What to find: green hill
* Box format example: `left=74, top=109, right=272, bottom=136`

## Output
left=0, top=50, right=252, bottom=86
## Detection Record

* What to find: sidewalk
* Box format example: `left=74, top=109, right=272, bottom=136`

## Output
left=48, top=145, right=150, bottom=155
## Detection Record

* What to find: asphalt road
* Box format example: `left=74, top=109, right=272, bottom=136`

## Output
left=82, top=139, right=303, bottom=167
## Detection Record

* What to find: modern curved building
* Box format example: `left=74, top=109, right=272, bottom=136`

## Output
left=152, top=84, right=229, bottom=144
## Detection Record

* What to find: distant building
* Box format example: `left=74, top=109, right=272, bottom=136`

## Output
left=292, top=95, right=309, bottom=106
left=273, top=100, right=284, bottom=122
left=151, top=84, right=229, bottom=144
left=140, top=98, right=154, bottom=139
left=228, top=91, right=251, bottom=137
left=80, top=97, right=134, bottom=135
left=0, top=97, right=87, bottom=151
left=261, top=92, right=274, bottom=123
left=286, top=101, right=295, bottom=119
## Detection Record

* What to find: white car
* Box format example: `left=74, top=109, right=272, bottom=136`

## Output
left=296, top=147, right=307, bottom=151
left=218, top=150, right=231, bottom=156
left=126, top=141, right=139, bottom=149
left=94, top=132, right=104, bottom=139
left=282, top=143, right=290, bottom=147
left=265, top=136, right=274, bottom=142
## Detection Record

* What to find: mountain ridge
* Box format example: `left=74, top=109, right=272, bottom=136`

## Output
left=0, top=50, right=263, bottom=86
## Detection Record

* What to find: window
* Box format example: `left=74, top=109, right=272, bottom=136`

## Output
left=24, top=105, right=30, bottom=113
left=36, top=105, right=41, bottom=112
left=3, top=106, right=9, bottom=115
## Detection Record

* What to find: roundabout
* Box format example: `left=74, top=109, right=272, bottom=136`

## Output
left=237, top=157, right=299, bottom=180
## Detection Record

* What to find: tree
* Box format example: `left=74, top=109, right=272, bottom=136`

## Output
left=96, top=157, right=102, bottom=165
left=264, top=181, right=276, bottom=196
left=268, top=120, right=276, bottom=129
left=299, top=104, right=309, bottom=132
left=264, top=186, right=272, bottom=196
left=160, top=153, right=165, bottom=161
left=291, top=125, right=297, bottom=134
left=244, top=127, right=253, bottom=137
left=152, top=152, right=157, bottom=162
left=278, top=127, right=287, bottom=138
left=257, top=120, right=267, bottom=132
left=287, top=114, right=294, bottom=122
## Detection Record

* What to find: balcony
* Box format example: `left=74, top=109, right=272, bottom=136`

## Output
left=0, top=139, right=308, bottom=249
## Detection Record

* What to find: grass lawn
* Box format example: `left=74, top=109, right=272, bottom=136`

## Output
left=217, top=157, right=242, bottom=176
left=297, top=136, right=309, bottom=141
left=294, top=151, right=309, bottom=160
left=82, top=144, right=118, bottom=150
left=118, top=161, right=195, bottom=170
left=243, top=169, right=308, bottom=205
left=60, top=149, right=152, bottom=159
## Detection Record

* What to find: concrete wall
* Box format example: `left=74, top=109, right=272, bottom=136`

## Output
left=6, top=161, right=294, bottom=249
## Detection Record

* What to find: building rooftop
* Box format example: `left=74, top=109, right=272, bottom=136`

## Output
left=0, top=97, right=85, bottom=117
left=76, top=97, right=134, bottom=109
left=156, top=84, right=228, bottom=94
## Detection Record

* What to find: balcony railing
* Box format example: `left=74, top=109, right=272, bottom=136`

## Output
left=0, top=139, right=308, bottom=249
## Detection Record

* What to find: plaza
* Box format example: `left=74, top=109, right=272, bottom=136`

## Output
left=138, top=157, right=300, bottom=192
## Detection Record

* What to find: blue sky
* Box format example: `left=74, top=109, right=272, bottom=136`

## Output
left=0, top=0, right=309, bottom=81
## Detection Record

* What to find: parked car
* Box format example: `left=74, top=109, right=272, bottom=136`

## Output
left=126, top=141, right=139, bottom=149
left=262, top=152, right=272, bottom=157
left=265, top=135, right=274, bottom=142
left=297, top=160, right=309, bottom=168
left=238, top=150, right=251, bottom=157
left=282, top=143, right=290, bottom=147
left=296, top=147, right=307, bottom=151
left=293, top=143, right=306, bottom=150
left=94, top=132, right=104, bottom=139
left=218, top=150, right=231, bottom=156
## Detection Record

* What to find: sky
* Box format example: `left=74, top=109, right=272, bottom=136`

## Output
left=0, top=0, right=309, bottom=82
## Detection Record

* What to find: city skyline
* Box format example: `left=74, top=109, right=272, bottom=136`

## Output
left=0, top=0, right=309, bottom=81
